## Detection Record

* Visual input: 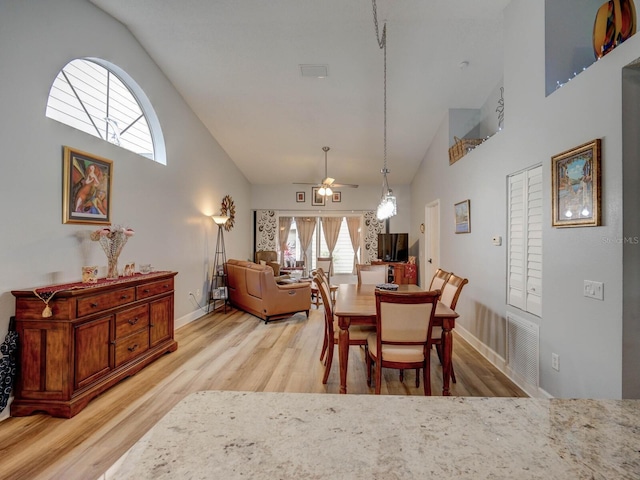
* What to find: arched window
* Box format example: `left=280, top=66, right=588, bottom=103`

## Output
left=46, top=58, right=166, bottom=165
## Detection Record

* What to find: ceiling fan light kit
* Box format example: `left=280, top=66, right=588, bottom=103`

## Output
left=293, top=146, right=358, bottom=196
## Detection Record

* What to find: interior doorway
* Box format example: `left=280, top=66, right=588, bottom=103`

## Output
left=424, top=200, right=440, bottom=286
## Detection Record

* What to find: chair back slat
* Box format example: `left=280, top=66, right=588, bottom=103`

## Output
left=429, top=268, right=451, bottom=291
left=357, top=264, right=387, bottom=285
left=375, top=290, right=439, bottom=345
left=440, top=274, right=469, bottom=310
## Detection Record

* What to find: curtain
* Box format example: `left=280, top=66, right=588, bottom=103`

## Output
left=321, top=217, right=342, bottom=275
left=295, top=217, right=316, bottom=267
left=346, top=216, right=361, bottom=274
left=278, top=217, right=292, bottom=266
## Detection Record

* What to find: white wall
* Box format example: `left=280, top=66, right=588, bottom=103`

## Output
left=412, top=0, right=640, bottom=399
left=251, top=183, right=412, bottom=235
left=0, top=0, right=252, bottom=346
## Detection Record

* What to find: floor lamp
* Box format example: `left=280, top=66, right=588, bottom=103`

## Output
left=209, top=215, right=229, bottom=313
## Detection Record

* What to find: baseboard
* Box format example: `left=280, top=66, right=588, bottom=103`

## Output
left=175, top=308, right=208, bottom=330
left=454, top=324, right=506, bottom=371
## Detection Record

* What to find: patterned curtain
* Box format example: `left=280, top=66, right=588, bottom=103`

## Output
left=321, top=217, right=342, bottom=276
left=346, top=216, right=361, bottom=274
left=278, top=217, right=292, bottom=266
left=295, top=217, right=316, bottom=267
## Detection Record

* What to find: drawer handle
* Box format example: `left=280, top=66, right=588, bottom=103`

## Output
left=128, top=317, right=139, bottom=325
left=128, top=344, right=139, bottom=352
left=120, top=295, right=129, bottom=300
left=143, top=289, right=150, bottom=293
left=91, top=302, right=98, bottom=308
left=163, top=284, right=169, bottom=288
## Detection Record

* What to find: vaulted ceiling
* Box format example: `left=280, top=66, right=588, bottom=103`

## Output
left=90, top=0, right=509, bottom=187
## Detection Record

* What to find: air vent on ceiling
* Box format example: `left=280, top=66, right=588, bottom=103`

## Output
left=300, top=64, right=329, bottom=78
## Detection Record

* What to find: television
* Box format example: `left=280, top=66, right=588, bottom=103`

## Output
left=377, top=233, right=409, bottom=262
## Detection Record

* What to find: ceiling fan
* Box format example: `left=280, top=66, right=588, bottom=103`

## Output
left=293, top=146, right=359, bottom=195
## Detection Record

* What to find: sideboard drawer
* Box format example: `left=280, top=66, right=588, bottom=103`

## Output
left=115, top=304, right=149, bottom=339
left=77, top=287, right=136, bottom=317
left=115, top=329, right=149, bottom=367
left=136, top=278, right=174, bottom=300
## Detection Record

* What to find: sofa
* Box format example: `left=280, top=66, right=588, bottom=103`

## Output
left=226, top=259, right=311, bottom=323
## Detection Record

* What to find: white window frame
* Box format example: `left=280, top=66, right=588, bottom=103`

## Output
left=46, top=57, right=166, bottom=165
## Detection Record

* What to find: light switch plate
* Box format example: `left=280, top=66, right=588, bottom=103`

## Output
left=584, top=280, right=604, bottom=300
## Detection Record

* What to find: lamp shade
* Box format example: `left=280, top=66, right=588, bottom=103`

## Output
left=211, top=215, right=230, bottom=225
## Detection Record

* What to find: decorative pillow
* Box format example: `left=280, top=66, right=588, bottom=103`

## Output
left=259, top=260, right=266, bottom=266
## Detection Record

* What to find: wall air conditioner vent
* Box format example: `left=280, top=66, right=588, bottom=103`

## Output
left=506, top=312, right=539, bottom=396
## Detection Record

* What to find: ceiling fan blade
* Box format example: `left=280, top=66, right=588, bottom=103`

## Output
left=331, top=183, right=359, bottom=188
left=293, top=182, right=320, bottom=186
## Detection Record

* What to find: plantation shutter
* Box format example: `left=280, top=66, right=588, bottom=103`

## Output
left=508, top=165, right=542, bottom=316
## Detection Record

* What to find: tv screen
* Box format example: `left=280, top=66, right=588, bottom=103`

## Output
left=377, top=233, right=409, bottom=262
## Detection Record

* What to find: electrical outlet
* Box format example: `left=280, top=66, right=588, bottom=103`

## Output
left=196, top=288, right=201, bottom=298
left=551, top=353, right=559, bottom=371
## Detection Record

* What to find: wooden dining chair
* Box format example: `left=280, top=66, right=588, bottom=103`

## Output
left=356, top=264, right=387, bottom=285
left=315, top=272, right=374, bottom=384
left=430, top=273, right=468, bottom=383
left=366, top=289, right=440, bottom=395
left=429, top=268, right=452, bottom=294
left=315, top=257, right=333, bottom=283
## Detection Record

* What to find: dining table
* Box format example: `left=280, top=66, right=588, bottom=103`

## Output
left=333, top=283, right=459, bottom=395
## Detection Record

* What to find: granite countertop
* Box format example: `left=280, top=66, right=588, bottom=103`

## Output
left=108, top=391, right=640, bottom=479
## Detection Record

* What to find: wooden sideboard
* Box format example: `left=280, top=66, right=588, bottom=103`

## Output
left=371, top=261, right=417, bottom=285
left=10, top=272, right=178, bottom=418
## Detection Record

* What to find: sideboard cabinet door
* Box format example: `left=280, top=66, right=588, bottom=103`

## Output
left=150, top=295, right=173, bottom=347
left=74, top=315, right=112, bottom=390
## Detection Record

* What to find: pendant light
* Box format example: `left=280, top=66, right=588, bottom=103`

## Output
left=372, top=0, right=397, bottom=220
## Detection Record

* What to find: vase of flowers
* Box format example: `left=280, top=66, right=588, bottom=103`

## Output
left=90, top=225, right=135, bottom=279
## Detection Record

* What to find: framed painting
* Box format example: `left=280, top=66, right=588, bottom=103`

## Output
left=312, top=187, right=325, bottom=206
left=296, top=191, right=305, bottom=203
left=62, top=146, right=113, bottom=225
left=332, top=191, right=341, bottom=203
left=551, top=139, right=601, bottom=227
left=454, top=199, right=470, bottom=233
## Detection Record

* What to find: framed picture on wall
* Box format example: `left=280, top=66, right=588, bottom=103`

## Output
left=454, top=199, right=470, bottom=233
left=332, top=191, right=341, bottom=203
left=296, top=191, right=305, bottom=203
left=312, top=187, right=325, bottom=206
left=62, top=146, right=112, bottom=225
left=551, top=139, right=601, bottom=227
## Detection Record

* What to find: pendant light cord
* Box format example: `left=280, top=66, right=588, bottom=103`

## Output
left=372, top=0, right=388, bottom=179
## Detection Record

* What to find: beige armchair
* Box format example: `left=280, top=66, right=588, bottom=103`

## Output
left=255, top=250, right=280, bottom=276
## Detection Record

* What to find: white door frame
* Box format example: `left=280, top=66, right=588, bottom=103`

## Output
left=424, top=200, right=440, bottom=286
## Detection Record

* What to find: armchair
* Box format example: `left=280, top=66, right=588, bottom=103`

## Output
left=255, top=250, right=280, bottom=276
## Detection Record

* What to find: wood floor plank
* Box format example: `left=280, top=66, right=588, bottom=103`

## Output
left=0, top=306, right=526, bottom=480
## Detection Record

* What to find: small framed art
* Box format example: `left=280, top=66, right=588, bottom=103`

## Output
left=312, top=187, right=325, bottom=206
left=551, top=139, right=601, bottom=227
left=62, top=146, right=112, bottom=225
left=332, top=191, right=341, bottom=203
left=454, top=199, right=470, bottom=234
left=296, top=191, right=305, bottom=203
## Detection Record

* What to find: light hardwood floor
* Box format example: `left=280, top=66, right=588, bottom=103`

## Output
left=0, top=306, right=526, bottom=480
